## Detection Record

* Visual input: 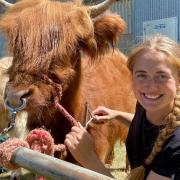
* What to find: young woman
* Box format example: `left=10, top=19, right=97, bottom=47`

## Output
left=64, top=36, right=180, bottom=180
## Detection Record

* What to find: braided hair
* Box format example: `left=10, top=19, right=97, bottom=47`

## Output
left=126, top=35, right=180, bottom=180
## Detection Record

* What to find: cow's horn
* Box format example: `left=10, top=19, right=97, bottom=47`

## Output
left=90, top=0, right=117, bottom=18
left=0, top=0, right=13, bottom=9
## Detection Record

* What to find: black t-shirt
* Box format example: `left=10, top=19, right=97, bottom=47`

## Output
left=126, top=103, right=180, bottom=179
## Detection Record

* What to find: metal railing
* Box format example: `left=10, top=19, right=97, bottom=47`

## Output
left=11, top=147, right=115, bottom=180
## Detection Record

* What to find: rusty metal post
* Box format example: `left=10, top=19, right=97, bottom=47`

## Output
left=11, top=147, right=114, bottom=180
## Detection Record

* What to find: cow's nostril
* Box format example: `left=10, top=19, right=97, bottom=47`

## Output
left=4, top=89, right=30, bottom=110
left=4, top=98, right=27, bottom=112
left=16, top=90, right=31, bottom=100
left=21, top=90, right=32, bottom=99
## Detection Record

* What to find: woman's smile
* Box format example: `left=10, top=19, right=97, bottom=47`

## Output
left=140, top=92, right=163, bottom=107
left=142, top=93, right=162, bottom=100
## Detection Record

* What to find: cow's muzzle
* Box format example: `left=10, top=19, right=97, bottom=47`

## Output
left=4, top=97, right=27, bottom=112
left=4, top=88, right=29, bottom=112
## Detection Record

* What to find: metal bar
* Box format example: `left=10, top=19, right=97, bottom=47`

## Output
left=11, top=147, right=114, bottom=180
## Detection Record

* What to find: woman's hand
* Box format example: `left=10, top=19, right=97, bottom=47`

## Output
left=64, top=122, right=113, bottom=177
left=64, top=122, right=96, bottom=166
left=92, top=106, right=120, bottom=122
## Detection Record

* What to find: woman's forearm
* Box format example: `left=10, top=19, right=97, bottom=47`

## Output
left=114, top=110, right=134, bottom=126
left=92, top=106, right=134, bottom=126
left=65, top=124, right=114, bottom=178
left=80, top=152, right=114, bottom=178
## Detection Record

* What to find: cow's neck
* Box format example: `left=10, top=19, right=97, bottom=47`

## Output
left=60, top=57, right=82, bottom=118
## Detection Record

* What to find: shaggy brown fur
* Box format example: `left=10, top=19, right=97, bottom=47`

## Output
left=0, top=57, right=12, bottom=131
left=0, top=0, right=135, bottom=164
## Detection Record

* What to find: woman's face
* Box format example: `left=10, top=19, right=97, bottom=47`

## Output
left=132, top=49, right=179, bottom=115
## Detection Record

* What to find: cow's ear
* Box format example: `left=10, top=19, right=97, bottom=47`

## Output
left=93, top=14, right=126, bottom=54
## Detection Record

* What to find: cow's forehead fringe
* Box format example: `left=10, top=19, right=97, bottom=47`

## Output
left=0, top=0, right=94, bottom=71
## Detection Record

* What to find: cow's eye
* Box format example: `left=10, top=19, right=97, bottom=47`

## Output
left=49, top=73, right=61, bottom=84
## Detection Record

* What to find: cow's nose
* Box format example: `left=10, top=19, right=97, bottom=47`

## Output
left=4, top=89, right=30, bottom=110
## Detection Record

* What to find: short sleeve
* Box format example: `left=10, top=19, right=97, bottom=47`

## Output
left=152, top=127, right=180, bottom=177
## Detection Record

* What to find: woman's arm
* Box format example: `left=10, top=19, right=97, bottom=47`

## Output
left=113, top=110, right=134, bottom=126
left=147, top=171, right=171, bottom=180
left=64, top=123, right=113, bottom=177
left=92, top=106, right=134, bottom=126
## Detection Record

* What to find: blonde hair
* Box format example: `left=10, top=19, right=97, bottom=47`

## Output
left=127, top=35, right=180, bottom=180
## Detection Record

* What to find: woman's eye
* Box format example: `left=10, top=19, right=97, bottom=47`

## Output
left=159, top=75, right=165, bottom=79
left=136, top=74, right=146, bottom=79
left=156, top=74, right=168, bottom=82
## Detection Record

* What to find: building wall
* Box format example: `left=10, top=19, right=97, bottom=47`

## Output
left=110, top=0, right=133, bottom=54
left=133, top=0, right=180, bottom=44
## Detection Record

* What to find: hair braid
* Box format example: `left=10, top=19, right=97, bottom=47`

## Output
left=146, top=88, right=180, bottom=162
left=127, top=89, right=180, bottom=180
left=145, top=116, right=177, bottom=165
